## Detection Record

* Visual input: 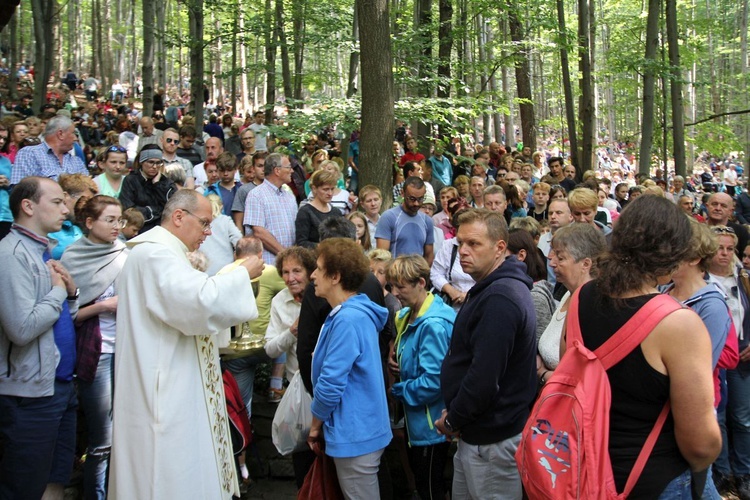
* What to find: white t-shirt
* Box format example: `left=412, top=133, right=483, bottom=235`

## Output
left=249, top=123, right=269, bottom=151
left=98, top=284, right=117, bottom=353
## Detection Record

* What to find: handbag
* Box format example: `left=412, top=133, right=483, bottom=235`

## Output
left=298, top=444, right=344, bottom=500
left=272, top=371, right=313, bottom=455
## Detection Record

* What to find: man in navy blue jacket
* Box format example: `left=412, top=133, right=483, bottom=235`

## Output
left=436, top=209, right=537, bottom=499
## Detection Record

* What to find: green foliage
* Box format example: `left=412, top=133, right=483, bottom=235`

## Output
left=689, top=122, right=743, bottom=158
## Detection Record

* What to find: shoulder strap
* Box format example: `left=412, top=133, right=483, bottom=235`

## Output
left=622, top=402, right=671, bottom=496
left=447, top=243, right=459, bottom=282
left=595, top=295, right=682, bottom=370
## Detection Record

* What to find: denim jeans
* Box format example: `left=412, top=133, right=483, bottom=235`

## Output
left=716, top=368, right=750, bottom=476
left=452, top=434, right=522, bottom=500
left=77, top=353, right=114, bottom=500
left=0, top=380, right=78, bottom=500
left=222, top=352, right=269, bottom=417
left=657, top=468, right=721, bottom=499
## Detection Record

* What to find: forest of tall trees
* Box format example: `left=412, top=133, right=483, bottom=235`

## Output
left=1, top=0, right=748, bottom=178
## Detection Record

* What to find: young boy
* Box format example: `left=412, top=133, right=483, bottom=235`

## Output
left=120, top=207, right=145, bottom=240
left=531, top=181, right=551, bottom=222
left=207, top=152, right=241, bottom=216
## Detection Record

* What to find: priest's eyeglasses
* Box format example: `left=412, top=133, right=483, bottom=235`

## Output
left=182, top=210, right=212, bottom=233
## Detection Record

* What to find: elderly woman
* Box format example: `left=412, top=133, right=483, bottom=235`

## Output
left=295, top=170, right=343, bottom=248
left=708, top=225, right=750, bottom=496
left=387, top=255, right=455, bottom=500
left=561, top=196, right=721, bottom=496
left=307, top=238, right=392, bottom=499
left=264, top=246, right=316, bottom=381
left=537, top=223, right=606, bottom=381
left=61, top=195, right=129, bottom=500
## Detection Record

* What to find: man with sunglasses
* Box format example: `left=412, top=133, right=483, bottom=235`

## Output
left=161, top=128, right=195, bottom=190
left=119, top=145, right=177, bottom=233
left=376, top=176, right=435, bottom=266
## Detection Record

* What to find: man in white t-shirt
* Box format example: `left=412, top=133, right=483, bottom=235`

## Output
left=248, top=111, right=269, bottom=152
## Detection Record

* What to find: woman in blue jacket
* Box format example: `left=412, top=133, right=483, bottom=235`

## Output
left=388, top=254, right=455, bottom=500
left=307, top=238, right=392, bottom=499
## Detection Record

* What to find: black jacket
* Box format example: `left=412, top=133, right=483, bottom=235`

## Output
left=119, top=172, right=176, bottom=232
left=440, top=255, right=537, bottom=445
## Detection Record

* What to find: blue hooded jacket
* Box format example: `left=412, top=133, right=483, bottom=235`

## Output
left=311, top=294, right=393, bottom=458
left=392, top=293, right=455, bottom=446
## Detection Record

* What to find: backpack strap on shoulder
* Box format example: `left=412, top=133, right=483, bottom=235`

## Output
left=622, top=401, right=671, bottom=497
left=595, top=294, right=683, bottom=370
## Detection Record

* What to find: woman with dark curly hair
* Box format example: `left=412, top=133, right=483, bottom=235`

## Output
left=560, top=196, right=721, bottom=497
left=307, top=238, right=392, bottom=498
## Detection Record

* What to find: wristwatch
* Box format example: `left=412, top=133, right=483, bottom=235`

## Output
left=67, top=288, right=80, bottom=301
left=444, top=417, right=455, bottom=433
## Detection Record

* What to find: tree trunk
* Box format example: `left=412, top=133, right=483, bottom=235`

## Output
left=240, top=10, right=250, bottom=114
left=8, top=8, right=18, bottom=101
left=101, top=0, right=112, bottom=92
left=292, top=0, right=305, bottom=103
left=264, top=0, right=277, bottom=121
left=415, top=0, right=432, bottom=145
left=142, top=0, right=155, bottom=117
left=91, top=0, right=99, bottom=76
left=276, top=0, right=293, bottom=106
left=578, top=0, right=594, bottom=173
left=231, top=2, right=239, bottom=112
left=666, top=0, right=685, bottom=177
left=66, top=0, right=74, bottom=71
left=130, top=0, right=136, bottom=90
left=507, top=4, right=536, bottom=155
left=346, top=0, right=360, bottom=98
left=189, top=0, right=204, bottom=136
left=477, top=15, right=490, bottom=145
left=358, top=0, right=395, bottom=207
left=639, top=0, right=660, bottom=175
left=436, top=0, right=452, bottom=99
left=30, top=0, right=54, bottom=114
left=156, top=0, right=167, bottom=91
left=741, top=0, right=749, bottom=173
left=500, top=16, right=514, bottom=148
left=557, top=0, right=578, bottom=168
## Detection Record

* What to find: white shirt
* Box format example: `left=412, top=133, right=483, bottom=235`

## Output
left=264, top=288, right=301, bottom=381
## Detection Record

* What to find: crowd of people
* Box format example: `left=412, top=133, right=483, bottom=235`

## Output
left=0, top=87, right=748, bottom=500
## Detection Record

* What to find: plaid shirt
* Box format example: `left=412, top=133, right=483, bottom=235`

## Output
left=11, top=140, right=88, bottom=185
left=244, top=179, right=298, bottom=264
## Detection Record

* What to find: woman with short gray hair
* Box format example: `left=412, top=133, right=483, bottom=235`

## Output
left=536, top=223, right=606, bottom=383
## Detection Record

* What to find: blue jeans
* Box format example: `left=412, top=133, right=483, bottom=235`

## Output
left=0, top=380, right=78, bottom=500
left=222, top=353, right=269, bottom=417
left=657, top=468, right=721, bottom=499
left=716, top=368, right=750, bottom=476
left=77, top=353, right=114, bottom=500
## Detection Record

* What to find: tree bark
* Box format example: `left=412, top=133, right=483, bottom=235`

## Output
left=156, top=0, right=167, bottom=91
left=30, top=0, right=54, bottom=114
left=436, top=0, right=452, bottom=99
left=8, top=7, right=18, bottom=101
left=189, top=0, right=204, bottom=136
left=346, top=0, right=360, bottom=98
left=639, top=0, right=661, bottom=175
left=557, top=0, right=578, bottom=168
left=358, top=0, right=395, bottom=207
left=666, top=0, right=685, bottom=177
left=507, top=3, right=536, bottom=155
left=578, top=0, right=594, bottom=173
left=276, top=0, right=293, bottom=106
left=142, top=0, right=155, bottom=117
left=240, top=10, right=250, bottom=114
left=264, top=0, right=277, bottom=121
left=291, top=0, right=306, bottom=103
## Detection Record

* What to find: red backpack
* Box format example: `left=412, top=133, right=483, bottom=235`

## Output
left=222, top=368, right=253, bottom=456
left=515, top=290, right=681, bottom=499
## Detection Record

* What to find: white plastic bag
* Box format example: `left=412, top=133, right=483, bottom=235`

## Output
left=272, top=371, right=313, bottom=455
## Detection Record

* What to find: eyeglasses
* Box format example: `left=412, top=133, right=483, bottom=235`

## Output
left=164, top=138, right=178, bottom=144
left=712, top=226, right=736, bottom=235
left=142, top=159, right=164, bottom=168
left=405, top=195, right=425, bottom=203
left=99, top=216, right=127, bottom=229
left=182, top=210, right=212, bottom=233
left=108, top=145, right=127, bottom=153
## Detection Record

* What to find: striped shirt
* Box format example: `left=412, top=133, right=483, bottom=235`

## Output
left=244, top=179, right=298, bottom=264
left=11, top=140, right=88, bottom=185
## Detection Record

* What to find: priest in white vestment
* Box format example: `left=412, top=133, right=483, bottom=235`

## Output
left=109, top=190, right=264, bottom=499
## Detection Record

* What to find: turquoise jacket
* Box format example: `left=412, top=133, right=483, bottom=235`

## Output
left=311, top=294, right=392, bottom=458
left=392, top=293, right=455, bottom=446
left=0, top=156, right=11, bottom=223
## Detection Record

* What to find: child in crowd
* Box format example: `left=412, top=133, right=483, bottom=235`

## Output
left=120, top=207, right=145, bottom=240
left=532, top=181, right=551, bottom=222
